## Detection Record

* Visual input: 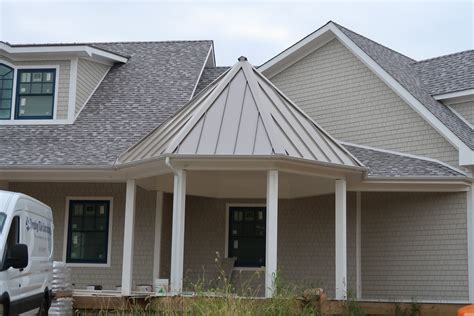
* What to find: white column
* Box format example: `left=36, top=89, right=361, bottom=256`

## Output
left=335, top=179, right=347, bottom=300
left=153, top=191, right=164, bottom=288
left=121, top=179, right=136, bottom=296
left=170, top=170, right=187, bottom=294
left=468, top=181, right=474, bottom=303
left=356, top=191, right=362, bottom=299
left=265, top=169, right=278, bottom=298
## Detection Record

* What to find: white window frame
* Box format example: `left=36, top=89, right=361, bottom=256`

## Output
left=0, top=59, right=61, bottom=124
left=63, top=196, right=114, bottom=268
left=225, top=203, right=266, bottom=271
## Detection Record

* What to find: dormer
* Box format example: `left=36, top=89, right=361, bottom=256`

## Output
left=0, top=42, right=128, bottom=125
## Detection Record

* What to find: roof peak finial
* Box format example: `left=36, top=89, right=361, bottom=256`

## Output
left=238, top=56, right=248, bottom=62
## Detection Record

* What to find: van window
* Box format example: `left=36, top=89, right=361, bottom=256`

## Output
left=0, top=213, right=6, bottom=233
left=2, top=216, right=20, bottom=269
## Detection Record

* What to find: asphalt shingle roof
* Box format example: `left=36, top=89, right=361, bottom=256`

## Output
left=194, top=66, right=229, bottom=96
left=334, top=23, right=474, bottom=150
left=414, top=50, right=474, bottom=95
left=0, top=41, right=212, bottom=166
left=343, top=144, right=465, bottom=178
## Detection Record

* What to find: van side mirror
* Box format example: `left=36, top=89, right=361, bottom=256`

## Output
left=5, top=244, right=28, bottom=269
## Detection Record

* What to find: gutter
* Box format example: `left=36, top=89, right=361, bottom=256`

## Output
left=165, top=157, right=178, bottom=175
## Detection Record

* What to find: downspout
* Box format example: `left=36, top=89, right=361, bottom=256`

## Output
left=165, top=156, right=178, bottom=175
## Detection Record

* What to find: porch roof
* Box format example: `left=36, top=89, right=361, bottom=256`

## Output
left=118, top=57, right=363, bottom=170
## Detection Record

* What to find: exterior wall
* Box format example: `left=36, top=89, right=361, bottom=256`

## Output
left=361, top=192, right=468, bottom=301
left=451, top=101, right=474, bottom=126
left=159, top=194, right=357, bottom=298
left=8, top=182, right=156, bottom=290
left=75, top=58, right=110, bottom=115
left=270, top=39, right=460, bottom=167
left=0, top=54, right=72, bottom=120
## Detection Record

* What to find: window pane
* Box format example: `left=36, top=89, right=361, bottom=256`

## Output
left=17, top=95, right=53, bottom=117
left=2, top=79, right=12, bottom=89
left=31, top=83, right=42, bottom=94
left=0, top=65, right=12, bottom=76
left=0, top=99, right=11, bottom=109
left=32, top=72, right=42, bottom=82
left=19, top=84, right=30, bottom=94
left=0, top=109, right=10, bottom=119
left=71, top=216, right=82, bottom=231
left=42, top=83, right=53, bottom=94
left=43, top=72, right=54, bottom=82
left=20, top=72, right=31, bottom=83
left=2, top=89, right=12, bottom=99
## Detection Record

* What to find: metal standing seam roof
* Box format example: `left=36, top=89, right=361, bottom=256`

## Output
left=118, top=57, right=362, bottom=168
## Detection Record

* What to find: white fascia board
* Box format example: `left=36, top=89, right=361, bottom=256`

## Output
left=190, top=45, right=214, bottom=99
left=259, top=22, right=473, bottom=165
left=434, top=89, right=474, bottom=104
left=0, top=42, right=128, bottom=63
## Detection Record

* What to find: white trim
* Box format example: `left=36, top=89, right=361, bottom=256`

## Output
left=360, top=298, right=470, bottom=304
left=448, top=104, right=474, bottom=129
left=67, top=57, right=78, bottom=122
left=434, top=89, right=474, bottom=104
left=63, top=196, right=114, bottom=268
left=122, top=179, right=137, bottom=296
left=74, top=61, right=111, bottom=119
left=340, top=141, right=470, bottom=177
left=335, top=178, right=347, bottom=300
left=468, top=180, right=474, bottom=303
left=224, top=203, right=266, bottom=259
left=153, top=191, right=164, bottom=283
left=355, top=191, right=362, bottom=300
left=260, top=22, right=473, bottom=165
left=0, top=42, right=128, bottom=63
left=190, top=45, right=213, bottom=99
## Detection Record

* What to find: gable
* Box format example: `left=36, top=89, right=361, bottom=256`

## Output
left=271, top=39, right=460, bottom=167
left=75, top=58, right=110, bottom=116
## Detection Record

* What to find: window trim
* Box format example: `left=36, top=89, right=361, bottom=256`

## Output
left=0, top=63, right=14, bottom=120
left=63, top=196, right=113, bottom=268
left=14, top=66, right=59, bottom=120
left=225, top=203, right=266, bottom=270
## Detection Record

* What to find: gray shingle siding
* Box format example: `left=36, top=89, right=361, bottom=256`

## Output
left=0, top=41, right=212, bottom=166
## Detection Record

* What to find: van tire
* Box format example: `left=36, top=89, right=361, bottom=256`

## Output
left=36, top=290, right=49, bottom=316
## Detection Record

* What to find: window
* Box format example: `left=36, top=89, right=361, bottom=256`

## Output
left=16, top=69, right=55, bottom=119
left=0, top=64, right=14, bottom=120
left=2, top=216, right=20, bottom=270
left=228, top=207, right=266, bottom=267
left=66, top=200, right=110, bottom=264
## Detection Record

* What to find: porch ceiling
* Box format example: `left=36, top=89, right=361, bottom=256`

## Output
left=136, top=170, right=336, bottom=199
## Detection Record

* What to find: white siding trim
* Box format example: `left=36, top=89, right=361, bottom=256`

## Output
left=121, top=179, right=137, bottom=295
left=153, top=191, right=164, bottom=283
left=190, top=45, right=214, bottom=99
left=468, top=180, right=474, bottom=303
left=67, top=57, right=78, bottom=122
left=356, top=191, right=362, bottom=299
left=335, top=178, right=347, bottom=300
left=434, top=89, right=474, bottom=104
left=448, top=105, right=474, bottom=129
left=62, top=196, right=114, bottom=268
left=265, top=169, right=279, bottom=298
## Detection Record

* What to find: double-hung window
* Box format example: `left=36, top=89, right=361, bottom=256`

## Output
left=66, top=200, right=110, bottom=264
left=0, top=64, right=14, bottom=120
left=16, top=69, right=56, bottom=119
left=228, top=206, right=266, bottom=267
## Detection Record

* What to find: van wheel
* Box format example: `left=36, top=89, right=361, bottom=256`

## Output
left=37, top=292, right=49, bottom=316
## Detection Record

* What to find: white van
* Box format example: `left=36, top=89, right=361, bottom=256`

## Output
left=0, top=190, right=54, bottom=315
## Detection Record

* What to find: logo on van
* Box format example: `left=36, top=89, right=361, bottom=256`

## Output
left=26, top=217, right=52, bottom=235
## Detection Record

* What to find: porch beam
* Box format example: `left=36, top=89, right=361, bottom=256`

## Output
left=121, top=179, right=137, bottom=296
left=265, top=169, right=278, bottom=298
left=153, top=191, right=164, bottom=288
left=335, top=179, right=347, bottom=300
left=170, top=170, right=187, bottom=294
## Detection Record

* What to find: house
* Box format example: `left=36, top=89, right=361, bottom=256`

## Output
left=0, top=21, right=472, bottom=303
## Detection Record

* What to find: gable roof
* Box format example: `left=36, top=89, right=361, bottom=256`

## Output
left=118, top=57, right=362, bottom=169
left=260, top=21, right=474, bottom=154
left=0, top=40, right=213, bottom=167
left=414, top=50, right=474, bottom=96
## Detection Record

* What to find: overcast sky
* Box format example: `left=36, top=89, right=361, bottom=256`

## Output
left=0, top=0, right=472, bottom=66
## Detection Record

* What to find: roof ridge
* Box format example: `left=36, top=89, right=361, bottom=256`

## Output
left=415, top=49, right=474, bottom=64
left=7, top=40, right=214, bottom=47
left=331, top=21, right=416, bottom=62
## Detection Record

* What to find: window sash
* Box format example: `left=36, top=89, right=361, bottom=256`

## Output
left=15, top=69, right=56, bottom=120
left=66, top=200, right=110, bottom=264
left=0, top=64, right=14, bottom=120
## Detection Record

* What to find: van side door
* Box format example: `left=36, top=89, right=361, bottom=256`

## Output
left=3, top=215, right=23, bottom=301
